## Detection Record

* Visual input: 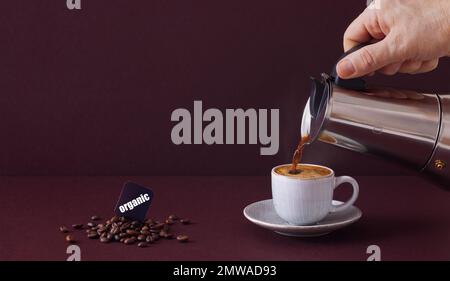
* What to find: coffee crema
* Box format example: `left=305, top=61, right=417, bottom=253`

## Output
left=275, top=164, right=332, bottom=179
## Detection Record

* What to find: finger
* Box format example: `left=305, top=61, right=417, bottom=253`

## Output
left=343, top=9, right=386, bottom=51
left=337, top=37, right=395, bottom=79
left=411, top=59, right=439, bottom=74
left=398, top=60, right=423, bottom=74
left=378, top=62, right=402, bottom=76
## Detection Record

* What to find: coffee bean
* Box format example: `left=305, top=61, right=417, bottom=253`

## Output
left=87, top=231, right=99, bottom=239
left=98, top=225, right=109, bottom=232
left=119, top=233, right=128, bottom=238
left=131, top=221, right=141, bottom=228
left=110, top=226, right=117, bottom=233
left=145, top=235, right=154, bottom=243
left=120, top=216, right=126, bottom=222
left=72, top=224, right=83, bottom=229
left=180, top=219, right=190, bottom=225
left=168, top=215, right=178, bottom=221
left=165, top=219, right=174, bottom=225
left=124, top=237, right=136, bottom=245
left=100, top=236, right=110, bottom=243
left=120, top=238, right=126, bottom=243
left=159, top=230, right=173, bottom=239
left=114, top=234, right=121, bottom=241
left=91, top=215, right=101, bottom=221
left=59, top=226, right=69, bottom=233
left=137, top=234, right=146, bottom=241
left=141, top=226, right=149, bottom=231
left=151, top=233, right=160, bottom=241
left=120, top=223, right=131, bottom=231
left=152, top=223, right=165, bottom=230
left=140, top=230, right=150, bottom=235
left=87, top=222, right=96, bottom=228
left=65, top=235, right=76, bottom=243
left=111, top=216, right=120, bottom=223
left=126, top=229, right=139, bottom=236
left=137, top=242, right=148, bottom=248
left=177, top=235, right=189, bottom=243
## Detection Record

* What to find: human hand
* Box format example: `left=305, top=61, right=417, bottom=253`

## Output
left=337, top=0, right=450, bottom=79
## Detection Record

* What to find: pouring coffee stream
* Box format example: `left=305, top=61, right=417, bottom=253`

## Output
left=289, top=135, right=310, bottom=174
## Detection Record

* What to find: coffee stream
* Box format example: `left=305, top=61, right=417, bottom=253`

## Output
left=289, top=135, right=310, bottom=174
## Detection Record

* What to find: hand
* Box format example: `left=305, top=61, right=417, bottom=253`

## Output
left=337, top=0, right=450, bottom=79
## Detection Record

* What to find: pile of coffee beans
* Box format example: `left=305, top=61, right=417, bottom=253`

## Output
left=60, top=214, right=191, bottom=248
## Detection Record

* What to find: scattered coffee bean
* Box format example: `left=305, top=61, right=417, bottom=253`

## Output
left=97, top=226, right=107, bottom=233
left=168, top=215, right=178, bottom=221
left=63, top=214, right=193, bottom=248
left=66, top=235, right=76, bottom=243
left=137, top=242, right=148, bottom=248
left=126, top=229, right=139, bottom=236
left=100, top=236, right=110, bottom=243
left=159, top=230, right=173, bottom=239
left=180, top=219, right=190, bottom=225
left=59, top=226, right=69, bottom=233
left=153, top=223, right=165, bottom=230
left=177, top=235, right=189, bottom=243
left=87, top=231, right=99, bottom=239
left=87, top=222, right=96, bottom=228
left=124, top=237, right=136, bottom=245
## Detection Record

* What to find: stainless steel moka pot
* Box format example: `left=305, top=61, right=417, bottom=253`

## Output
left=302, top=45, right=449, bottom=190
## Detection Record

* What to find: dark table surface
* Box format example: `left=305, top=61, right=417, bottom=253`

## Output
left=0, top=176, right=449, bottom=261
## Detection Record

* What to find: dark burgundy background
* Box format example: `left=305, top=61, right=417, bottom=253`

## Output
left=0, top=0, right=449, bottom=176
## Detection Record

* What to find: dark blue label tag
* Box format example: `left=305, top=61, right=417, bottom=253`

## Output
left=113, top=182, right=153, bottom=222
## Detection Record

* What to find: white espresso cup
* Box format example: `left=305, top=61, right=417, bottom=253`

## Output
left=271, top=164, right=359, bottom=225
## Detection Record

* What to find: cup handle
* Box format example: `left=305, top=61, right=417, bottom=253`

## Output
left=330, top=176, right=359, bottom=213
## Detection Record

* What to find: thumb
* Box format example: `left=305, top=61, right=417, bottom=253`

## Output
left=336, top=39, right=395, bottom=79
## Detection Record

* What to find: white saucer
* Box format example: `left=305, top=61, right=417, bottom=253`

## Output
left=243, top=199, right=362, bottom=237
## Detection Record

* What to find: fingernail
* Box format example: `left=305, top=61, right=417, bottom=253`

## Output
left=337, top=59, right=355, bottom=77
